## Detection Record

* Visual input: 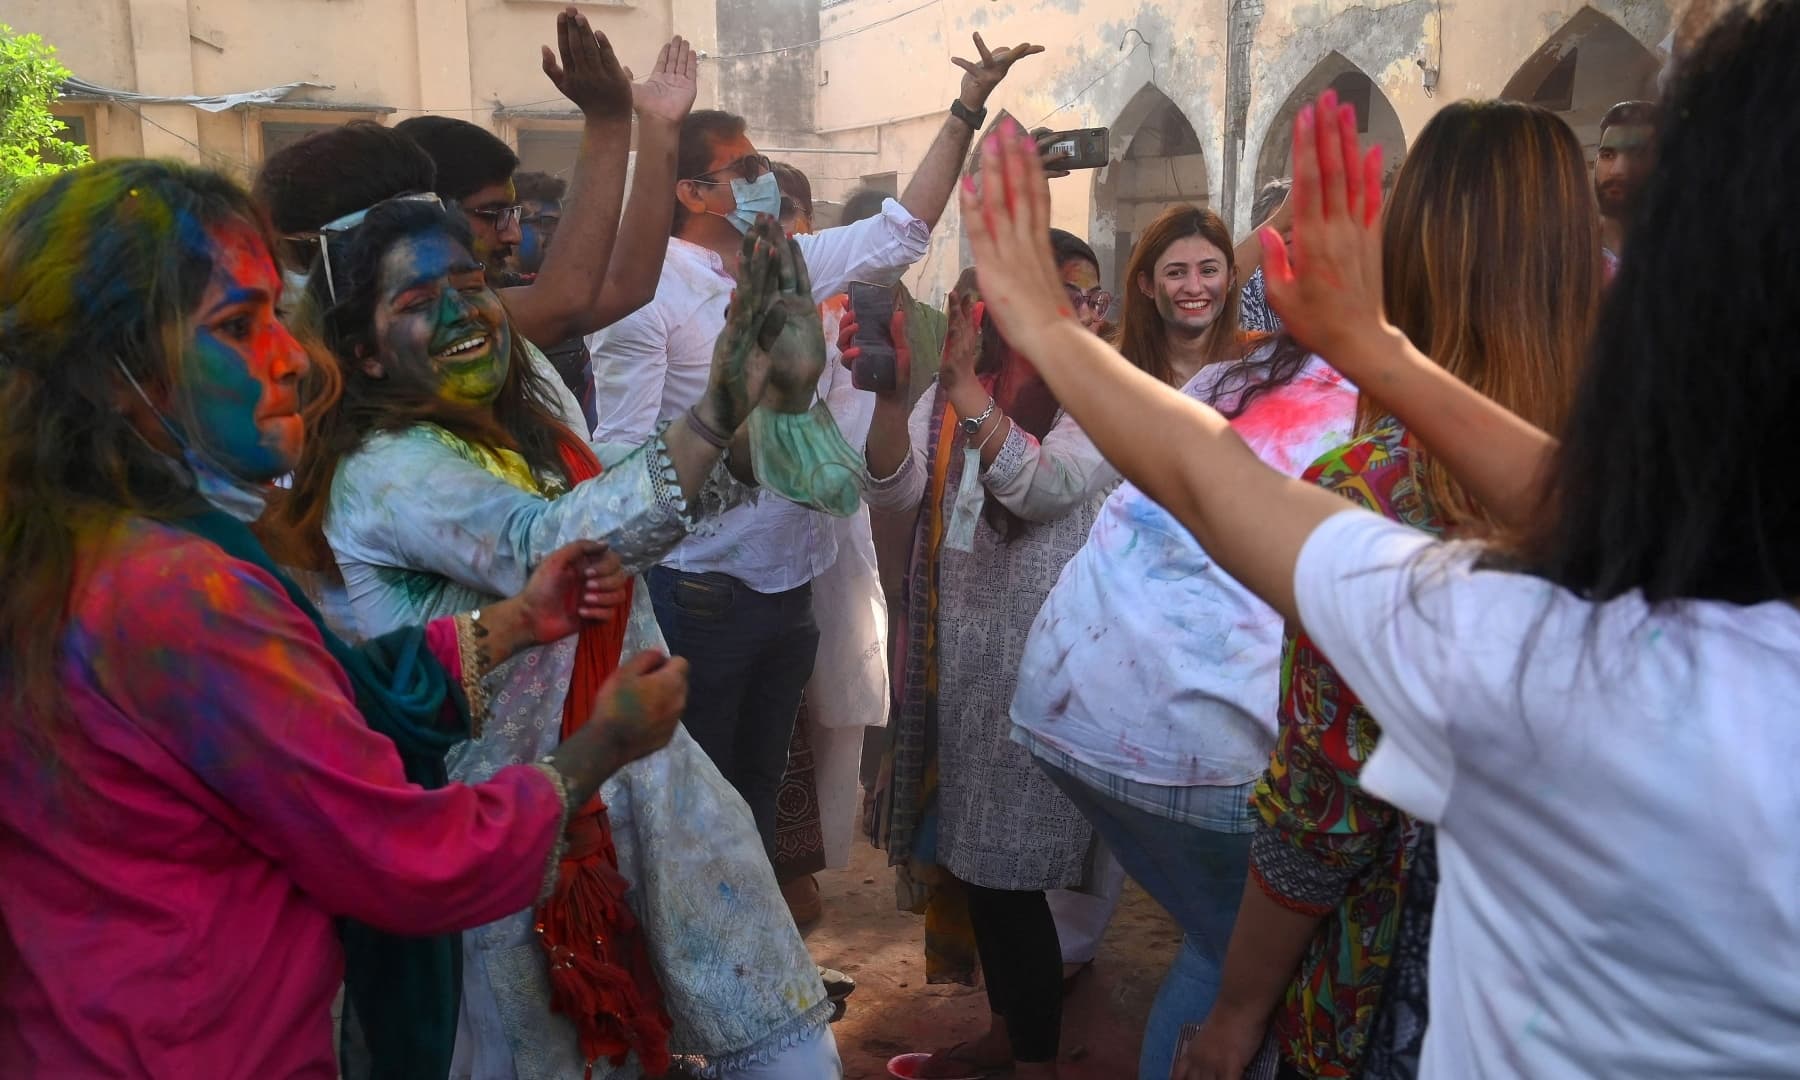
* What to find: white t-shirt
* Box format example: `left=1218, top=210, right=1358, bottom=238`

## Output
left=1295, top=509, right=1800, bottom=1078
left=1011, top=353, right=1357, bottom=786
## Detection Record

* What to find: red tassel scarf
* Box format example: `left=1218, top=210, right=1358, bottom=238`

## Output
left=535, top=434, right=674, bottom=1076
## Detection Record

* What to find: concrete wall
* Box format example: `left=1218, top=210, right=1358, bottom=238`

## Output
left=19, top=0, right=1673, bottom=300
left=15, top=0, right=700, bottom=180
left=800, top=0, right=1672, bottom=301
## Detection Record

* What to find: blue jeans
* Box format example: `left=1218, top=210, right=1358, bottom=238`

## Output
left=1038, top=761, right=1255, bottom=1080
left=648, top=567, right=819, bottom=859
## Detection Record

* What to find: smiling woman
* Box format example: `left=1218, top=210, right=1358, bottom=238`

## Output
left=0, top=159, right=690, bottom=1079
left=282, top=200, right=848, bottom=1078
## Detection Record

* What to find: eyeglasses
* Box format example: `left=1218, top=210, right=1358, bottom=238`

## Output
left=1063, top=283, right=1114, bottom=316
left=523, top=212, right=562, bottom=229
left=285, top=192, right=446, bottom=304
left=463, top=204, right=525, bottom=231
left=690, top=153, right=773, bottom=186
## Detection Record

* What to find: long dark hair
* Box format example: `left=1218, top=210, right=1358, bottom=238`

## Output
left=1509, top=1, right=1800, bottom=605
left=1110, top=203, right=1307, bottom=418
left=279, top=200, right=572, bottom=569
left=1379, top=99, right=1599, bottom=532
left=0, top=160, right=270, bottom=760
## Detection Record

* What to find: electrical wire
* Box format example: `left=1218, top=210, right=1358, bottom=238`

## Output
left=116, top=99, right=255, bottom=176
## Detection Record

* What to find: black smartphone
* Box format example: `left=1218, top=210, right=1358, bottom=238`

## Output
left=1039, top=127, right=1110, bottom=171
left=848, top=280, right=899, bottom=393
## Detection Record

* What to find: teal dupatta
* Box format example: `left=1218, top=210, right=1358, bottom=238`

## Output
left=173, top=508, right=471, bottom=1080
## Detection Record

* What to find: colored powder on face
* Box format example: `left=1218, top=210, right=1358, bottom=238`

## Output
left=176, top=218, right=302, bottom=479
left=374, top=230, right=513, bottom=407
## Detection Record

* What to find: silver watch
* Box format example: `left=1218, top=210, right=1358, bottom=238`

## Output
left=960, top=399, right=997, bottom=437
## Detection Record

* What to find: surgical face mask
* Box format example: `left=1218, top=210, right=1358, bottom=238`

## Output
left=713, top=172, right=782, bottom=234
left=114, top=357, right=272, bottom=523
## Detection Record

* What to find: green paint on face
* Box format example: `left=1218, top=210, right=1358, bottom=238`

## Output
left=372, top=230, right=513, bottom=407
left=180, top=219, right=305, bottom=479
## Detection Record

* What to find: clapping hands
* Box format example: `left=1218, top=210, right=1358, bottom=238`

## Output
left=705, top=217, right=828, bottom=430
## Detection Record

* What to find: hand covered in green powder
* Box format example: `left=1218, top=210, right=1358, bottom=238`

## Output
left=757, top=223, right=829, bottom=414
left=703, top=217, right=784, bottom=432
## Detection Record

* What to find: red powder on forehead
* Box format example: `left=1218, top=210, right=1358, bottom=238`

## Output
left=205, top=219, right=279, bottom=293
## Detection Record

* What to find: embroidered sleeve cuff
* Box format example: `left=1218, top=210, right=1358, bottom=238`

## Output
left=982, top=421, right=1033, bottom=490
left=528, top=762, right=575, bottom=903
left=452, top=612, right=490, bottom=738
left=1249, top=822, right=1360, bottom=913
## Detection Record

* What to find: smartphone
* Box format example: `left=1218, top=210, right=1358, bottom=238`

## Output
left=1039, top=127, right=1110, bottom=171
left=848, top=280, right=899, bottom=393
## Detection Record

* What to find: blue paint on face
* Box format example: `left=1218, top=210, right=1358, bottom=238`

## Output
left=177, top=218, right=307, bottom=480
left=373, top=229, right=513, bottom=407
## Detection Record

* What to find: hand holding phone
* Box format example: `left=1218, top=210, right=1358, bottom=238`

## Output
left=848, top=280, right=901, bottom=394
left=1035, top=127, right=1110, bottom=173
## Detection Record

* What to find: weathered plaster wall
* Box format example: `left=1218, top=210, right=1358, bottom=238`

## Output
left=16, top=0, right=693, bottom=177
left=806, top=0, right=1673, bottom=301
left=20, top=0, right=1674, bottom=300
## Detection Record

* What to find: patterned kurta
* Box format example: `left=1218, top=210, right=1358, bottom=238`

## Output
left=1249, top=418, right=1440, bottom=1079
left=867, top=384, right=1117, bottom=892
left=325, top=427, right=829, bottom=1080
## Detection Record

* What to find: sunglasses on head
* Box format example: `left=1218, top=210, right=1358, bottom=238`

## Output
left=282, top=192, right=446, bottom=304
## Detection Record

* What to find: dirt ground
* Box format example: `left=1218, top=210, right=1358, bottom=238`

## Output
left=803, top=834, right=1181, bottom=1080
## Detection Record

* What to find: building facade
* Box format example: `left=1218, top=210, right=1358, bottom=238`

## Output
left=16, top=0, right=1672, bottom=299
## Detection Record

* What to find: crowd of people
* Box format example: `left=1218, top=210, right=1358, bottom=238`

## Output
left=1, top=1, right=1797, bottom=1078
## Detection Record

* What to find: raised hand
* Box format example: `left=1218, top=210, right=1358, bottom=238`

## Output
left=541, top=6, right=633, bottom=123
left=758, top=230, right=830, bottom=413
left=953, top=33, right=1046, bottom=109
left=515, top=540, right=629, bottom=644
left=1258, top=87, right=1388, bottom=365
left=959, top=120, right=1071, bottom=355
left=936, top=290, right=984, bottom=394
left=631, top=34, right=698, bottom=126
left=704, top=218, right=784, bottom=431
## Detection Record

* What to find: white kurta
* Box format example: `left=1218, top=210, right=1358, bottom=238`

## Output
left=325, top=426, right=830, bottom=1080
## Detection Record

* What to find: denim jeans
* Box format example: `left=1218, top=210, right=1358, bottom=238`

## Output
left=1038, top=760, right=1256, bottom=1080
left=648, top=567, right=820, bottom=859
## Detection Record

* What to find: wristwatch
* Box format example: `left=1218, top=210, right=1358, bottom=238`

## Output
left=950, top=98, right=988, bottom=131
left=960, top=399, right=997, bottom=437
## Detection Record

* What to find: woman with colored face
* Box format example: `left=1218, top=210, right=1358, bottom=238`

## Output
left=287, top=201, right=847, bottom=1079
left=0, top=160, right=687, bottom=1079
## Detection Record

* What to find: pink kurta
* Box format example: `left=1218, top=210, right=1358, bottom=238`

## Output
left=0, top=520, right=564, bottom=1078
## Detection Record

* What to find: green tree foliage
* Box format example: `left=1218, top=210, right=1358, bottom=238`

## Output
left=0, top=23, right=89, bottom=208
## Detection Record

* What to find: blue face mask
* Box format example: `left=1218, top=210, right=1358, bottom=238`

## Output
left=114, top=356, right=272, bottom=523
left=715, top=172, right=782, bottom=234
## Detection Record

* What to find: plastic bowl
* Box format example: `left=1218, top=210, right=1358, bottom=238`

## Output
left=886, top=1052, right=985, bottom=1080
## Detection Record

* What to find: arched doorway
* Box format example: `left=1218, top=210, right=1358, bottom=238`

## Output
left=1254, top=54, right=1405, bottom=206
left=1502, top=6, right=1661, bottom=151
left=1092, top=85, right=1209, bottom=298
